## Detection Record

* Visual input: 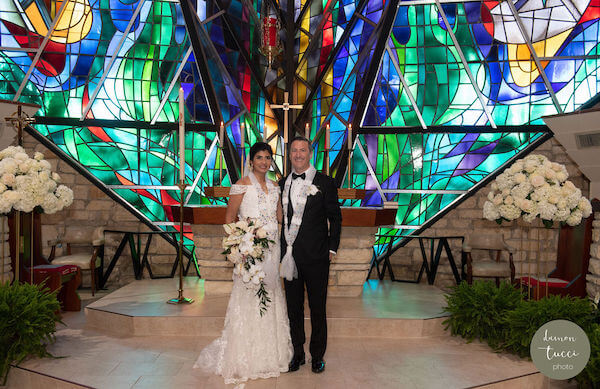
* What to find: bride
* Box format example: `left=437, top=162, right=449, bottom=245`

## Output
left=194, top=141, right=293, bottom=384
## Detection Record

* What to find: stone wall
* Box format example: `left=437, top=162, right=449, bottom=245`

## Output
left=382, top=138, right=591, bottom=289
left=20, top=132, right=180, bottom=288
left=587, top=211, right=600, bottom=300
left=194, top=224, right=377, bottom=297
left=1, top=215, right=10, bottom=283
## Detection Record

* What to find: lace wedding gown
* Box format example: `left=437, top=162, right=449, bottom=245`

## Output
left=193, top=173, right=293, bottom=384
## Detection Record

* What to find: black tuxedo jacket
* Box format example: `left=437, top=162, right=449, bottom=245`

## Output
left=279, top=171, right=342, bottom=264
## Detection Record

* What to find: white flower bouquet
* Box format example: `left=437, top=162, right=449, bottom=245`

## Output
left=0, top=146, right=73, bottom=215
left=222, top=218, right=274, bottom=315
left=483, top=154, right=592, bottom=227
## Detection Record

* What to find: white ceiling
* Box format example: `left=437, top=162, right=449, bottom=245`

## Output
left=544, top=110, right=600, bottom=199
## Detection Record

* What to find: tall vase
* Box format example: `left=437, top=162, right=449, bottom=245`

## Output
left=7, top=211, right=42, bottom=283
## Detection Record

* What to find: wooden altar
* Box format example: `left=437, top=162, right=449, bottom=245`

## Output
left=172, top=205, right=396, bottom=296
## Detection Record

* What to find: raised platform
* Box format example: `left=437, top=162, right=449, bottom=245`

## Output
left=84, top=278, right=448, bottom=337
left=6, top=279, right=571, bottom=388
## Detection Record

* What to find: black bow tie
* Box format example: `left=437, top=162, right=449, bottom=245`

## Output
left=292, top=172, right=306, bottom=180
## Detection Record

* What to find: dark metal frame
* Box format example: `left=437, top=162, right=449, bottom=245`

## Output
left=371, top=130, right=554, bottom=260
left=25, top=124, right=198, bottom=277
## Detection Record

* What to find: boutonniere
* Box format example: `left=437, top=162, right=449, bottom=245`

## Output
left=306, top=184, right=319, bottom=196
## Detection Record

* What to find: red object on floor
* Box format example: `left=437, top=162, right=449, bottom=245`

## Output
left=32, top=265, right=82, bottom=311
left=520, top=276, right=569, bottom=289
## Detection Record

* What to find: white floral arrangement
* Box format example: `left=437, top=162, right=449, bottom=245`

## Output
left=222, top=218, right=274, bottom=315
left=0, top=146, right=73, bottom=215
left=483, top=154, right=592, bottom=227
left=306, top=184, right=319, bottom=196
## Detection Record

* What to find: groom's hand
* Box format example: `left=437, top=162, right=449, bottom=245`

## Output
left=329, top=251, right=336, bottom=263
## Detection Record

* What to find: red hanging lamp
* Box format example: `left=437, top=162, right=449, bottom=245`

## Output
left=259, top=4, right=282, bottom=69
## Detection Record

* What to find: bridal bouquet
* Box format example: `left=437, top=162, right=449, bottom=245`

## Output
left=222, top=218, right=274, bottom=316
left=0, top=146, right=73, bottom=215
left=483, top=154, right=592, bottom=227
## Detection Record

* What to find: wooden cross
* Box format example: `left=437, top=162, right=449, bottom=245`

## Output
left=271, top=91, right=303, bottom=175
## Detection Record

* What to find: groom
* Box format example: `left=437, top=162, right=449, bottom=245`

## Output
left=280, top=136, right=342, bottom=374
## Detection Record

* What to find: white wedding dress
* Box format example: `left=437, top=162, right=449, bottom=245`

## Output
left=193, top=172, right=293, bottom=384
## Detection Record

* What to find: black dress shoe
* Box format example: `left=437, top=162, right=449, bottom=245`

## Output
left=288, top=354, right=305, bottom=372
left=311, top=359, right=325, bottom=373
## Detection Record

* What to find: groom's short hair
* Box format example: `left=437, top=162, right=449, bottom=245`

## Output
left=289, top=136, right=313, bottom=153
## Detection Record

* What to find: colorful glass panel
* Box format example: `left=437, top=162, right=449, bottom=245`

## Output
left=0, top=0, right=598, bottom=260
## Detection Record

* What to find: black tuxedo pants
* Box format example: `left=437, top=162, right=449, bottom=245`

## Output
left=284, top=259, right=330, bottom=360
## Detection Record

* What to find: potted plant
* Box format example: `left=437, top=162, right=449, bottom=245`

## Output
left=0, top=281, right=62, bottom=385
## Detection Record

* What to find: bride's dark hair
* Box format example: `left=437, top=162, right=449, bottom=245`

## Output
left=249, top=142, right=273, bottom=160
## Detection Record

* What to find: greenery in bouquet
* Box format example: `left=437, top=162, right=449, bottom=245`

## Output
left=483, top=154, right=592, bottom=227
left=0, top=146, right=73, bottom=215
left=222, top=218, right=274, bottom=316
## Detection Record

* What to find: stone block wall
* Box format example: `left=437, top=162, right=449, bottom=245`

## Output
left=193, top=224, right=231, bottom=281
left=382, top=138, right=591, bottom=289
left=193, top=224, right=377, bottom=297
left=18, top=133, right=180, bottom=288
left=587, top=214, right=600, bottom=300
left=329, top=226, right=377, bottom=296
left=1, top=215, right=11, bottom=283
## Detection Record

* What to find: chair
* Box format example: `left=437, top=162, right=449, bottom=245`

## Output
left=48, top=227, right=105, bottom=296
left=462, top=234, right=515, bottom=286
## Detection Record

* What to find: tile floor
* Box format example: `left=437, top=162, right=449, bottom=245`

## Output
left=5, top=280, right=578, bottom=389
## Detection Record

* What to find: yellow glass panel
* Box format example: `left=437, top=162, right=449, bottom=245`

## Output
left=25, top=2, right=49, bottom=36
left=508, top=29, right=572, bottom=87
left=52, top=0, right=93, bottom=44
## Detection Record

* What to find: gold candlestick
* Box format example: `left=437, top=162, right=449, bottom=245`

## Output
left=167, top=181, right=194, bottom=305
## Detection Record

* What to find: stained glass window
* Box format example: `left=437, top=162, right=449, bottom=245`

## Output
left=1, top=0, right=597, bottom=257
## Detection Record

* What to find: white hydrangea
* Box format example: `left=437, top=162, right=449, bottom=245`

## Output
left=0, top=158, right=18, bottom=175
left=1, top=173, right=15, bottom=186
left=522, top=212, right=538, bottom=223
left=578, top=197, right=593, bottom=218
left=482, top=154, right=592, bottom=227
left=0, top=147, right=73, bottom=214
left=529, top=173, right=545, bottom=187
left=13, top=152, right=28, bottom=161
left=538, top=202, right=557, bottom=221
left=554, top=207, right=570, bottom=222
left=499, top=204, right=521, bottom=220
left=41, top=194, right=61, bottom=214
left=483, top=201, right=500, bottom=221
left=556, top=171, right=568, bottom=182
left=543, top=168, right=556, bottom=180
left=511, top=182, right=532, bottom=200
left=0, top=146, right=21, bottom=159
left=566, top=209, right=584, bottom=226
left=514, top=172, right=526, bottom=184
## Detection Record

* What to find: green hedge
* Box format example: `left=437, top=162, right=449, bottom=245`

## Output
left=443, top=281, right=600, bottom=387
